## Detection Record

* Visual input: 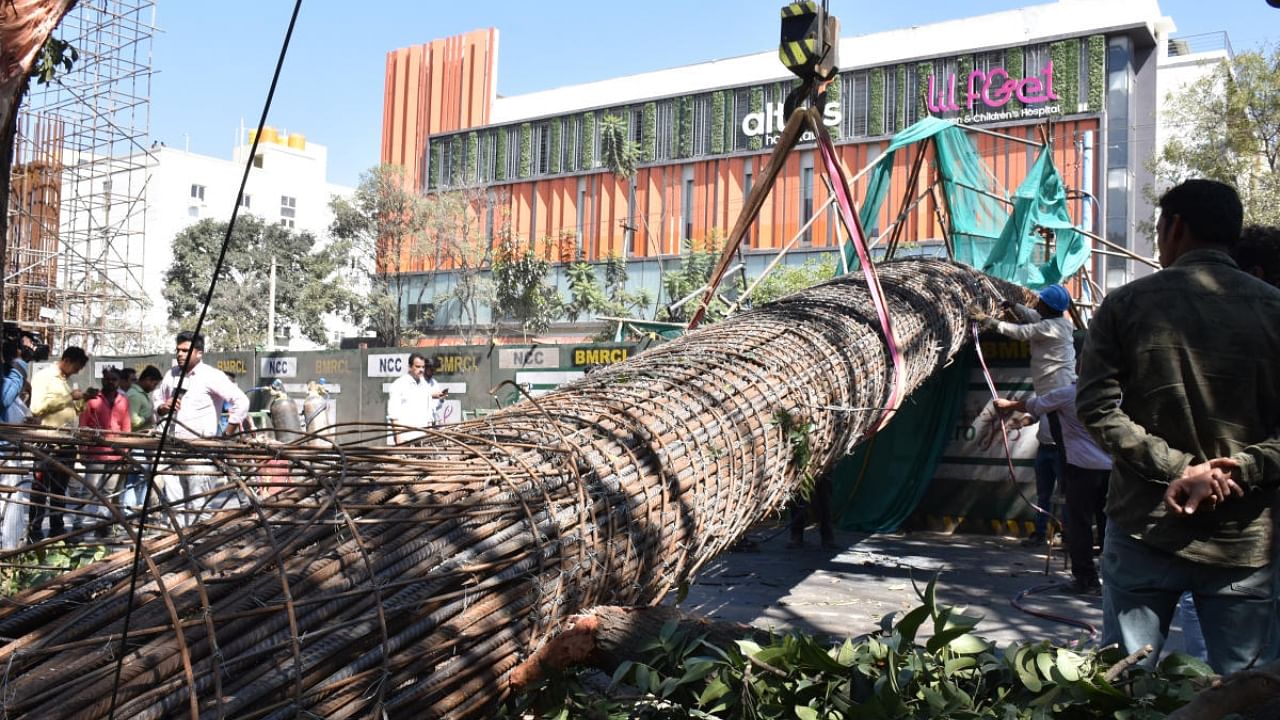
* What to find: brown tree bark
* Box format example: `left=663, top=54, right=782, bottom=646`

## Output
left=508, top=604, right=772, bottom=690
left=1165, top=659, right=1280, bottom=720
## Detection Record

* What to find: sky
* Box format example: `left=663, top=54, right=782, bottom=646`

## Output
left=149, top=0, right=1280, bottom=189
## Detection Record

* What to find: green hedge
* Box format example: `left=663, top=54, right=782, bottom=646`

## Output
left=869, top=68, right=885, bottom=135
left=1088, top=34, right=1105, bottom=112
left=494, top=129, right=507, bottom=181
left=642, top=102, right=656, bottom=162
left=581, top=112, right=595, bottom=169
left=710, top=91, right=726, bottom=153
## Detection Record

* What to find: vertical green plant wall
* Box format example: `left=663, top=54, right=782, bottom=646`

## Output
left=494, top=128, right=508, bottom=181
left=428, top=143, right=441, bottom=189
left=869, top=68, right=885, bottom=135
left=895, top=65, right=907, bottom=131
left=1050, top=40, right=1080, bottom=113
left=518, top=123, right=532, bottom=177
left=1004, top=47, right=1024, bottom=112
left=642, top=102, right=656, bottom=162
left=581, top=112, right=595, bottom=168
left=916, top=62, right=933, bottom=119
left=465, top=132, right=478, bottom=183
left=548, top=119, right=561, bottom=173
left=678, top=96, right=693, bottom=158
left=1088, top=35, right=1105, bottom=112
left=710, top=91, right=726, bottom=153
left=825, top=77, right=841, bottom=139
left=749, top=86, right=764, bottom=150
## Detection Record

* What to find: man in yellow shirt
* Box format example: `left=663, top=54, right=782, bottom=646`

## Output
left=29, top=347, right=87, bottom=538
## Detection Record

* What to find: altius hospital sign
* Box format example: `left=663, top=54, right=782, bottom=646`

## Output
left=741, top=101, right=842, bottom=146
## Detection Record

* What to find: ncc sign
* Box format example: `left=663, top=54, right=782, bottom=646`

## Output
left=497, top=348, right=560, bottom=370
left=259, top=356, right=297, bottom=378
left=367, top=353, right=410, bottom=378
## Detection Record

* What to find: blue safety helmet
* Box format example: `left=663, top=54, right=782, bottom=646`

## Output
left=1037, top=284, right=1071, bottom=312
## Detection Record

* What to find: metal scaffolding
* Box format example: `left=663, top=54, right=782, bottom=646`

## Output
left=6, top=0, right=155, bottom=353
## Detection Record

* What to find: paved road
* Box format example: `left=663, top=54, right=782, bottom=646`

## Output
left=677, top=527, right=1195, bottom=655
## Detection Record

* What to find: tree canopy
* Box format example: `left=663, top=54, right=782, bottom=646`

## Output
left=163, top=215, right=357, bottom=350
left=1154, top=45, right=1280, bottom=225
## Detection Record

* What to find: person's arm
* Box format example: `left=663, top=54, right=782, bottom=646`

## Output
left=1023, top=385, right=1075, bottom=417
left=0, top=368, right=21, bottom=416
left=111, top=395, right=131, bottom=434
left=209, top=370, right=250, bottom=433
left=1076, top=297, right=1194, bottom=484
left=990, top=316, right=1056, bottom=342
left=128, top=390, right=146, bottom=429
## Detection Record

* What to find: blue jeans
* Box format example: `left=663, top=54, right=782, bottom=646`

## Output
left=1102, top=523, right=1274, bottom=674
left=1031, top=444, right=1059, bottom=537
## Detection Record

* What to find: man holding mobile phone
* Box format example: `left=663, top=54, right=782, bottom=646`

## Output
left=386, top=354, right=447, bottom=444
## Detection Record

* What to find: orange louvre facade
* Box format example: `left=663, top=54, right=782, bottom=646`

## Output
left=381, top=29, right=498, bottom=190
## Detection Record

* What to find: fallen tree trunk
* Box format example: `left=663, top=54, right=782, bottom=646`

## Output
left=507, top=604, right=772, bottom=690
left=0, top=258, right=1017, bottom=718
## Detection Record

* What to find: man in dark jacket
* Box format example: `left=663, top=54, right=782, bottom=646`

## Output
left=1077, top=179, right=1280, bottom=674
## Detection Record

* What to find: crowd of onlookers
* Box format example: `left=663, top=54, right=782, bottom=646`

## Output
left=0, top=330, right=247, bottom=544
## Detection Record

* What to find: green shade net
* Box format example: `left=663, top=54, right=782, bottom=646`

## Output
left=831, top=117, right=1088, bottom=532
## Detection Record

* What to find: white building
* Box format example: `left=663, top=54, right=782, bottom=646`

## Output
left=131, top=129, right=354, bottom=349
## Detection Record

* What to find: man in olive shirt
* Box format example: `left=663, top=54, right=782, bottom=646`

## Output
left=1077, top=179, right=1280, bottom=673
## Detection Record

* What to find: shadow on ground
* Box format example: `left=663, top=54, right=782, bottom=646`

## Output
left=673, top=527, right=1194, bottom=654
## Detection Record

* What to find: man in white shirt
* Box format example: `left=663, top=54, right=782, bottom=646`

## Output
left=387, top=353, right=446, bottom=445
left=155, top=331, right=249, bottom=439
left=153, top=331, right=250, bottom=525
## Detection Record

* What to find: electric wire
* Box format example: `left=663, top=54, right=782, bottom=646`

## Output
left=107, top=2, right=305, bottom=717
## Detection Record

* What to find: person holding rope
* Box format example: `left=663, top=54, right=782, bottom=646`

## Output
left=971, top=283, right=1076, bottom=546
left=1077, top=179, right=1280, bottom=674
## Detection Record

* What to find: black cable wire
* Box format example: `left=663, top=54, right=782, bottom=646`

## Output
left=107, top=2, right=304, bottom=717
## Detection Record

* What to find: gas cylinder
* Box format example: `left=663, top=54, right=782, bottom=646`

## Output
left=302, top=379, right=330, bottom=442
left=267, top=379, right=302, bottom=443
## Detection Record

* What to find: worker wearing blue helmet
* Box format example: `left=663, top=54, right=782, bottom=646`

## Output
left=971, top=282, right=1077, bottom=546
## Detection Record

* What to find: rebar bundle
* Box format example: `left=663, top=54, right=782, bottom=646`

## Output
left=0, top=258, right=1015, bottom=718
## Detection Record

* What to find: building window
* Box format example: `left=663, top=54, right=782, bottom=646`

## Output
left=188, top=206, right=199, bottom=218
left=280, top=218, right=295, bottom=229
left=253, top=154, right=264, bottom=169
left=239, top=194, right=251, bottom=209
left=884, top=69, right=898, bottom=132
left=190, top=184, right=206, bottom=202
left=732, top=88, right=751, bottom=151
left=693, top=95, right=711, bottom=157
left=800, top=158, right=815, bottom=246
left=681, top=167, right=695, bottom=242
left=655, top=100, right=675, bottom=160
left=575, top=177, right=587, bottom=257
left=280, top=195, right=297, bottom=221
left=852, top=72, right=869, bottom=136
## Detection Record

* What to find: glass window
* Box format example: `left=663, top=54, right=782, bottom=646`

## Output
left=852, top=72, right=869, bottom=136
left=693, top=95, right=711, bottom=157
left=733, top=88, right=751, bottom=151
left=280, top=195, right=297, bottom=219
left=884, top=70, right=898, bottom=132
left=187, top=206, right=198, bottom=218
left=190, top=184, right=205, bottom=201
left=239, top=194, right=251, bottom=209
left=800, top=161, right=815, bottom=246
